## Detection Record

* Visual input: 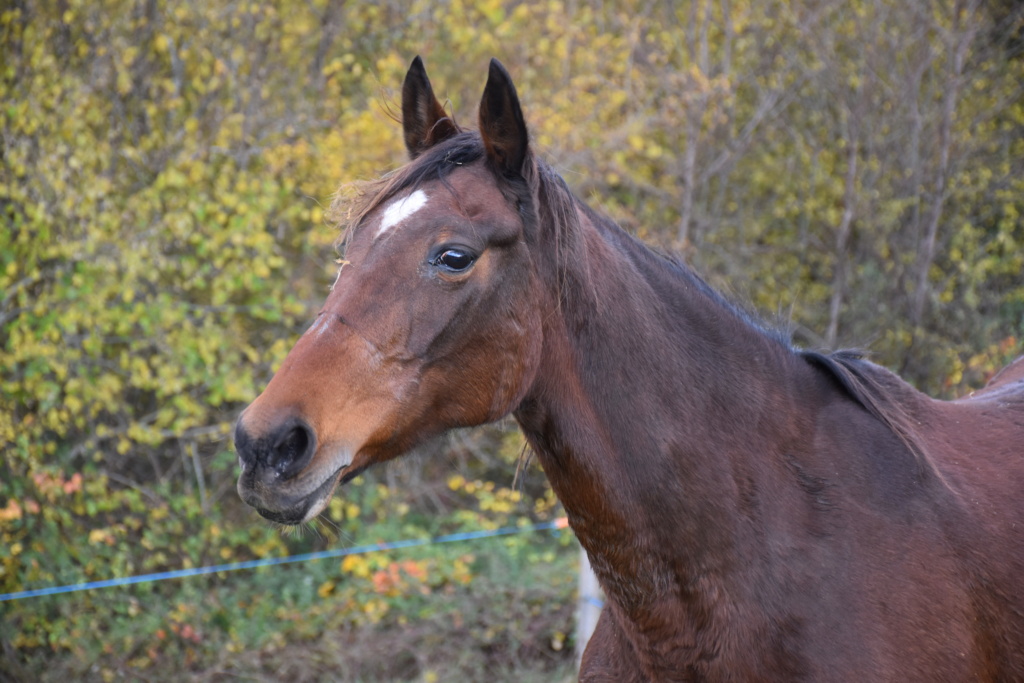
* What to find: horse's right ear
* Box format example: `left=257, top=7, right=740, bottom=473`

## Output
left=401, top=56, right=459, bottom=159
left=479, top=58, right=529, bottom=179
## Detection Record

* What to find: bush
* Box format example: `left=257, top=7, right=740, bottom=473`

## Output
left=2, top=0, right=1021, bottom=679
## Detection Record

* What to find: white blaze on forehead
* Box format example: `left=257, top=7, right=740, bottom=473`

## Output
left=376, top=189, right=429, bottom=237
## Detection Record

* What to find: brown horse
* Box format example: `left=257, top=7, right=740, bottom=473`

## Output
left=234, top=57, right=1024, bottom=681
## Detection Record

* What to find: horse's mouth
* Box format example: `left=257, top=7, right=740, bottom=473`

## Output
left=239, top=465, right=349, bottom=526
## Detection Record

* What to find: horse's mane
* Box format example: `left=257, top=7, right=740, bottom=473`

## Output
left=802, top=349, right=930, bottom=465
left=580, top=199, right=934, bottom=470
left=330, top=133, right=486, bottom=243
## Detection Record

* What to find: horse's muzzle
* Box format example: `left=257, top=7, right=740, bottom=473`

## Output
left=234, top=414, right=331, bottom=524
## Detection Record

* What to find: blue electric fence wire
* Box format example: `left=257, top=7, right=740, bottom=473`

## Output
left=0, top=520, right=565, bottom=603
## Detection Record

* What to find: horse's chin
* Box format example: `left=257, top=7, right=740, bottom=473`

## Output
left=239, top=466, right=347, bottom=526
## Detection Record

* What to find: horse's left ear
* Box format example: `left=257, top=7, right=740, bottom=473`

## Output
left=402, top=56, right=459, bottom=159
left=479, top=58, right=529, bottom=179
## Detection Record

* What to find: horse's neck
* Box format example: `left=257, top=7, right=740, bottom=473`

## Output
left=514, top=210, right=812, bottom=620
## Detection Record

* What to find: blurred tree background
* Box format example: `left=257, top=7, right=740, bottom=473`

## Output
left=1, top=0, right=1021, bottom=680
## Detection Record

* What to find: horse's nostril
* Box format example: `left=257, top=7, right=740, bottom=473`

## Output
left=234, top=416, right=316, bottom=480
left=267, top=420, right=316, bottom=478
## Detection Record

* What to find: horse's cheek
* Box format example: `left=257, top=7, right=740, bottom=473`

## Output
left=489, top=340, right=537, bottom=422
left=508, top=292, right=545, bottom=404
left=471, top=294, right=541, bottom=423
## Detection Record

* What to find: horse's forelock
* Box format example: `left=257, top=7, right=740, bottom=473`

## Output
left=329, top=133, right=486, bottom=248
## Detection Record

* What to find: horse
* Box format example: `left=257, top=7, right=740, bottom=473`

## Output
left=234, top=57, right=1024, bottom=681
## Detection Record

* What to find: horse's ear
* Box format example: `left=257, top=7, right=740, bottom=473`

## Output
left=479, top=58, right=529, bottom=179
left=402, top=56, right=459, bottom=159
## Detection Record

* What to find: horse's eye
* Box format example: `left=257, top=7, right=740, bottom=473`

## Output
left=433, top=249, right=475, bottom=272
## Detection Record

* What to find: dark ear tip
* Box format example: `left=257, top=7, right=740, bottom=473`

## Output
left=402, top=55, right=459, bottom=159
left=482, top=59, right=519, bottom=105
left=487, top=58, right=511, bottom=82
left=479, top=57, right=528, bottom=176
left=406, top=56, right=427, bottom=83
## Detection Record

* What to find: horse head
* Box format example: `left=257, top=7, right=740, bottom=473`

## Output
left=234, top=58, right=546, bottom=524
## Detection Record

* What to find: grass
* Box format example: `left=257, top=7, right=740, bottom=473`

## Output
left=3, top=516, right=581, bottom=682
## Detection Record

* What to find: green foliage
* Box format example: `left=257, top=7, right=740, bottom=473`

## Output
left=2, top=0, right=1022, bottom=679
left=6, top=466, right=576, bottom=682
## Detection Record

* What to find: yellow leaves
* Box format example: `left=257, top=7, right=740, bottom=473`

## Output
left=341, top=554, right=371, bottom=579
left=116, top=69, right=132, bottom=95
left=328, top=498, right=361, bottom=521
left=373, top=53, right=406, bottom=82
left=449, top=475, right=523, bottom=518
left=121, top=45, right=140, bottom=68
left=0, top=500, right=23, bottom=522
left=88, top=528, right=116, bottom=546
left=64, top=393, right=83, bottom=415
left=533, top=488, right=561, bottom=519
left=153, top=33, right=170, bottom=54
left=126, top=421, right=159, bottom=445
left=451, top=555, right=474, bottom=585
left=0, top=8, right=22, bottom=26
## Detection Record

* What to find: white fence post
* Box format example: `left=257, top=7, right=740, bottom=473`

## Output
left=576, top=545, right=602, bottom=669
